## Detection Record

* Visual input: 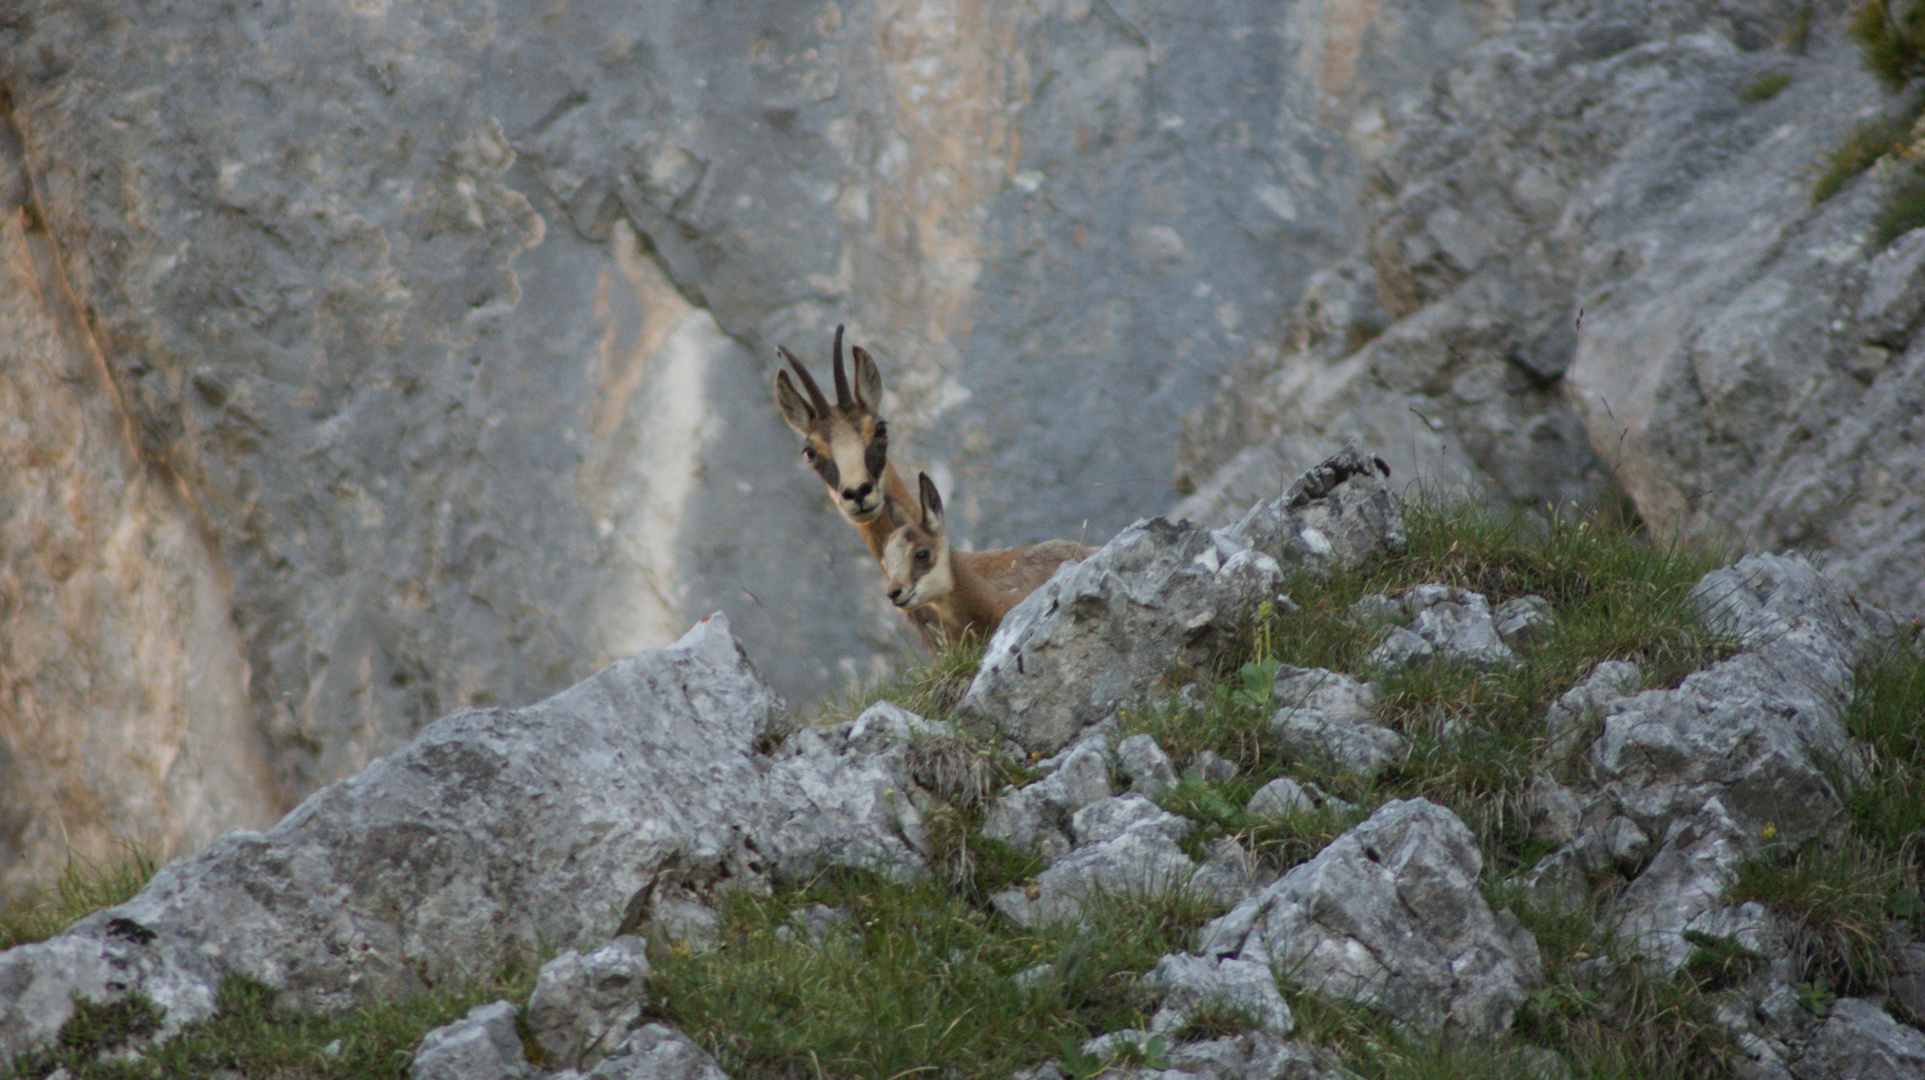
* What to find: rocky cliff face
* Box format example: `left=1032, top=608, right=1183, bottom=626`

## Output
left=1175, top=0, right=1925, bottom=625
left=0, top=0, right=1498, bottom=897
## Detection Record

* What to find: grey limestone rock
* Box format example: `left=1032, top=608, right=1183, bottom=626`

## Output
left=1116, top=734, right=1180, bottom=800
left=965, top=448, right=1406, bottom=756
left=1545, top=660, right=1642, bottom=762
left=757, top=740, right=930, bottom=884
left=411, top=1000, right=529, bottom=1080
left=992, top=813, right=1199, bottom=928
left=1146, top=953, right=1295, bottom=1036
left=1157, top=1033, right=1344, bottom=1080
left=1525, top=775, right=1585, bottom=847
left=980, top=740, right=1113, bottom=858
left=526, top=937, right=651, bottom=1072
left=1789, top=998, right=1925, bottom=1080
left=1493, top=595, right=1555, bottom=644
left=1268, top=667, right=1403, bottom=778
left=1196, top=798, right=1540, bottom=1037
left=1071, top=794, right=1192, bottom=848
left=1368, top=627, right=1437, bottom=668
left=0, top=615, right=775, bottom=1064
left=582, top=1024, right=731, bottom=1080
left=1400, top=585, right=1518, bottom=669
left=1246, top=778, right=1315, bottom=819
left=1518, top=828, right=1611, bottom=916
left=963, top=516, right=1284, bottom=756
left=1187, top=750, right=1240, bottom=784
left=1608, top=799, right=1751, bottom=971
left=1858, top=230, right=1925, bottom=349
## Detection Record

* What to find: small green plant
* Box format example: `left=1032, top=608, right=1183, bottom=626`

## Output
left=1873, top=161, right=1925, bottom=243
left=1680, top=929, right=1766, bottom=992
left=1795, top=975, right=1838, bottom=1017
left=1851, top=0, right=1925, bottom=91
left=0, top=843, right=159, bottom=950
left=1741, top=72, right=1793, bottom=102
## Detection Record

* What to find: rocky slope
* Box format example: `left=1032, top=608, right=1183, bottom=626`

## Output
left=2, top=452, right=1922, bottom=1080
left=1174, top=0, right=1925, bottom=627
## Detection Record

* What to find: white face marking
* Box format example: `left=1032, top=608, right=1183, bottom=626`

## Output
left=829, top=431, right=879, bottom=519
left=881, top=527, right=952, bottom=608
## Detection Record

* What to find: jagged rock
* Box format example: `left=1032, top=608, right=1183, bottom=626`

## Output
left=981, top=741, right=1113, bottom=858
left=1268, top=667, right=1403, bottom=778
left=526, top=937, right=651, bottom=1071
left=574, top=1024, right=731, bottom=1080
left=963, top=516, right=1283, bottom=756
left=1525, top=775, right=1585, bottom=847
left=1493, top=595, right=1555, bottom=644
left=411, top=1001, right=529, bottom=1080
left=1147, top=953, right=1295, bottom=1036
left=1187, top=750, right=1240, bottom=784
left=1518, top=828, right=1610, bottom=916
left=1545, top=660, right=1641, bottom=762
left=0, top=616, right=775, bottom=1061
left=1692, top=553, right=1907, bottom=659
left=1197, top=799, right=1540, bottom=1037
left=1399, top=585, right=1518, bottom=668
left=992, top=811, right=1198, bottom=928
left=843, top=702, right=958, bottom=755
left=758, top=739, right=930, bottom=884
left=1072, top=795, right=1192, bottom=847
left=1189, top=838, right=1268, bottom=907
left=966, top=449, right=1403, bottom=756
left=1608, top=799, right=1751, bottom=971
left=1788, top=998, right=1925, bottom=1080
left=774, top=905, right=852, bottom=947
left=1116, top=735, right=1180, bottom=800
left=1157, top=1033, right=1345, bottom=1080
left=1212, top=447, right=1408, bottom=576
left=1858, top=230, right=1925, bottom=349
left=1601, top=817, right=1652, bottom=875
left=1247, top=779, right=1315, bottom=819
left=1368, top=627, right=1437, bottom=668
left=1348, top=593, right=1407, bottom=630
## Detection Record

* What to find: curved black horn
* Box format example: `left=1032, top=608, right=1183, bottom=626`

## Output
left=777, top=345, right=831, bottom=416
left=831, top=324, right=854, bottom=410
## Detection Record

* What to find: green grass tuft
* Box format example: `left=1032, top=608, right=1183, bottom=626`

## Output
left=1741, top=72, right=1793, bottom=102
left=1726, top=836, right=1903, bottom=994
left=1851, top=0, right=1925, bottom=92
left=1814, top=111, right=1919, bottom=203
left=0, top=844, right=159, bottom=950
left=6, top=968, right=537, bottom=1080
left=1873, top=161, right=1925, bottom=246
left=646, top=875, right=1223, bottom=1080
left=817, top=637, right=985, bottom=726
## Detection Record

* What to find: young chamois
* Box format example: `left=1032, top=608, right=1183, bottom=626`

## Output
left=881, top=473, right=1096, bottom=645
left=772, top=325, right=941, bottom=649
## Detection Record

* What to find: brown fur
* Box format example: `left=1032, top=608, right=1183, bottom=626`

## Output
left=882, top=474, right=1096, bottom=645
left=772, top=326, right=939, bottom=649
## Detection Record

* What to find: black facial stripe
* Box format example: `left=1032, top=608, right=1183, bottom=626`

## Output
left=865, top=434, right=887, bottom=482
left=814, top=455, right=839, bottom=489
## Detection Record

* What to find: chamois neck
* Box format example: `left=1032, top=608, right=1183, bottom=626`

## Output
left=855, top=462, right=919, bottom=563
left=938, top=546, right=1011, bottom=633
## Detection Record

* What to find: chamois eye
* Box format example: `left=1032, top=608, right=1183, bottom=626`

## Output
left=801, top=446, right=817, bottom=461
left=914, top=548, right=930, bottom=565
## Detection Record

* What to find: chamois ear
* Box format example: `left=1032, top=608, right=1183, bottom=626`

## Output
left=773, top=370, right=816, bottom=434
left=918, top=472, right=945, bottom=533
left=850, top=345, right=884, bottom=412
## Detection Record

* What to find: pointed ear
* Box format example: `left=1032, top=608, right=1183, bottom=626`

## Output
left=850, top=345, right=884, bottom=412
left=773, top=370, right=816, bottom=434
left=918, top=472, right=944, bottom=533
left=884, top=493, right=911, bottom=529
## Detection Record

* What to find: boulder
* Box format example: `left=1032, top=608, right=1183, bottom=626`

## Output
left=1789, top=998, right=1925, bottom=1080
left=965, top=448, right=1405, bottom=756
left=0, top=615, right=774, bottom=1060
left=526, top=937, right=652, bottom=1071
left=1146, top=953, right=1296, bottom=1036
left=576, top=1024, right=732, bottom=1080
left=1396, top=586, right=1518, bottom=669
left=1268, top=667, right=1403, bottom=778
left=1197, top=798, right=1540, bottom=1037
left=1116, top=734, right=1180, bottom=800
left=1544, top=660, right=1641, bottom=762
left=410, top=1001, right=530, bottom=1080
